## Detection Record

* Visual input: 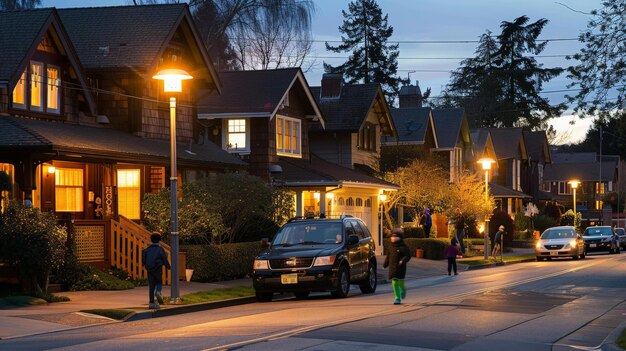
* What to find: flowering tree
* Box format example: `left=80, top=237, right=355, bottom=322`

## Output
left=445, top=171, right=494, bottom=229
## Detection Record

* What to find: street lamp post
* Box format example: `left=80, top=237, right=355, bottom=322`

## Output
left=569, top=180, right=580, bottom=227
left=478, top=158, right=495, bottom=260
left=153, top=69, right=193, bottom=302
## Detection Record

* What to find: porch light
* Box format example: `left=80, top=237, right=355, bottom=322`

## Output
left=379, top=194, right=388, bottom=202
left=47, top=165, right=56, bottom=174
left=152, top=69, right=193, bottom=93
left=326, top=193, right=334, bottom=199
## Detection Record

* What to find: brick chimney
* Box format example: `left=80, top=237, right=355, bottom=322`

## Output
left=320, top=73, right=343, bottom=99
left=399, top=80, right=423, bottom=108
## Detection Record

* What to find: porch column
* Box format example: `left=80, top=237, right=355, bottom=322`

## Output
left=295, top=190, right=304, bottom=217
left=319, top=190, right=326, bottom=216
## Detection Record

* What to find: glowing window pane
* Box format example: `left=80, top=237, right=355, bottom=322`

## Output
left=30, top=62, right=43, bottom=110
left=117, top=169, right=140, bottom=219
left=227, top=119, right=247, bottom=150
left=12, top=71, right=26, bottom=106
left=55, top=168, right=83, bottom=212
left=276, top=119, right=283, bottom=150
left=47, top=66, right=60, bottom=113
left=284, top=120, right=291, bottom=150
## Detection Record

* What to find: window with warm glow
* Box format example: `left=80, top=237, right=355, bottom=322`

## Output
left=117, top=169, right=140, bottom=219
left=12, top=70, right=26, bottom=107
left=226, top=119, right=247, bottom=151
left=276, top=116, right=301, bottom=157
left=46, top=66, right=60, bottom=113
left=55, top=168, right=83, bottom=212
left=595, top=200, right=604, bottom=210
left=30, top=62, right=43, bottom=111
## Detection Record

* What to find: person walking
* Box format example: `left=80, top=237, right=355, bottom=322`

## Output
left=142, top=232, right=171, bottom=309
left=383, top=228, right=411, bottom=305
left=454, top=209, right=466, bottom=253
left=492, top=225, right=505, bottom=260
left=421, top=208, right=433, bottom=237
left=444, top=237, right=462, bottom=275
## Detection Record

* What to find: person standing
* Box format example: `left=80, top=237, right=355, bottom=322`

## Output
left=444, top=238, right=462, bottom=275
left=383, top=228, right=411, bottom=305
left=142, top=233, right=171, bottom=309
left=492, top=225, right=505, bottom=260
left=421, top=208, right=433, bottom=237
left=454, top=209, right=466, bottom=253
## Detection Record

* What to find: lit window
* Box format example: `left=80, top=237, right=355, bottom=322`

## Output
left=226, top=119, right=248, bottom=152
left=346, top=197, right=354, bottom=206
left=12, top=70, right=26, bottom=107
left=30, top=62, right=43, bottom=111
left=55, top=168, right=83, bottom=212
left=356, top=198, right=363, bottom=207
left=595, top=200, right=604, bottom=210
left=117, top=169, right=140, bottom=219
left=558, top=181, right=571, bottom=195
left=46, top=66, right=60, bottom=113
left=276, top=116, right=301, bottom=157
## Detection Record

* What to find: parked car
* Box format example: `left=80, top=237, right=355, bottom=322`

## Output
left=252, top=215, right=377, bottom=302
left=614, top=228, right=626, bottom=249
left=535, top=226, right=585, bottom=261
left=582, top=226, right=621, bottom=254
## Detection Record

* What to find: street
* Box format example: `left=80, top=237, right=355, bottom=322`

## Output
left=2, top=253, right=625, bottom=351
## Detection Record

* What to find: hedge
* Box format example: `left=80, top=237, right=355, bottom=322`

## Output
left=182, top=242, right=265, bottom=282
left=384, top=238, right=448, bottom=260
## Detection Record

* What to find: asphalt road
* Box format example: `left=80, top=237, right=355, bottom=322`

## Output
left=2, top=253, right=625, bottom=351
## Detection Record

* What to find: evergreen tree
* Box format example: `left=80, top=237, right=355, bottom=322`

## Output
left=0, top=0, right=41, bottom=10
left=438, top=16, right=564, bottom=129
left=324, top=0, right=406, bottom=105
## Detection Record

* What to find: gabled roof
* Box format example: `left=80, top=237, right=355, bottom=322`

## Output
left=0, top=116, right=246, bottom=168
left=469, top=128, right=497, bottom=163
left=543, top=161, right=616, bottom=182
left=489, top=127, right=528, bottom=160
left=551, top=152, right=597, bottom=163
left=431, top=108, right=466, bottom=149
left=523, top=130, right=551, bottom=164
left=382, top=107, right=437, bottom=147
left=58, top=4, right=220, bottom=91
left=197, top=68, right=323, bottom=126
left=310, top=84, right=394, bottom=136
left=274, top=154, right=398, bottom=190
left=0, top=8, right=96, bottom=114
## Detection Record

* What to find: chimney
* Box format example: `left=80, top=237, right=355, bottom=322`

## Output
left=320, top=73, right=343, bottom=99
left=399, top=80, right=423, bottom=108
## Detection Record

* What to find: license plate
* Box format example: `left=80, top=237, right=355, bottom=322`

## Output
left=550, top=251, right=558, bottom=256
left=281, top=273, right=298, bottom=284
left=590, top=243, right=597, bottom=248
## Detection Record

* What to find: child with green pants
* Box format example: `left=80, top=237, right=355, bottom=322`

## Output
left=383, top=228, right=411, bottom=304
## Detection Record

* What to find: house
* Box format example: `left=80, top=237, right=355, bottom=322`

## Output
left=522, top=130, right=552, bottom=201
left=198, top=69, right=398, bottom=254
left=0, top=5, right=245, bottom=277
left=431, top=108, right=473, bottom=182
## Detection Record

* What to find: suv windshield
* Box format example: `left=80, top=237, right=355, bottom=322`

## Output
left=583, top=227, right=613, bottom=237
left=541, top=228, right=576, bottom=239
left=272, top=222, right=343, bottom=246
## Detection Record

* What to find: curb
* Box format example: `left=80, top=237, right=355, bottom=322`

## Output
left=601, top=321, right=626, bottom=351
left=466, top=258, right=536, bottom=270
left=124, top=295, right=258, bottom=321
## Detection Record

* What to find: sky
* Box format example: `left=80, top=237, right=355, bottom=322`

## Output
left=42, top=0, right=604, bottom=144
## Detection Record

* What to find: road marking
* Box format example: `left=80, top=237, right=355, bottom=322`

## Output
left=200, top=258, right=609, bottom=351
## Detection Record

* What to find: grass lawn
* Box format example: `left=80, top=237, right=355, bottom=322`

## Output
left=0, top=295, right=48, bottom=307
left=460, top=254, right=536, bottom=266
left=177, top=286, right=254, bottom=304
left=616, top=327, right=626, bottom=349
left=81, top=309, right=134, bottom=320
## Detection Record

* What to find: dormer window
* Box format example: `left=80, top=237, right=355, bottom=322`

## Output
left=224, top=119, right=250, bottom=153
left=276, top=115, right=301, bottom=157
left=30, top=62, right=44, bottom=111
left=11, top=61, right=62, bottom=115
left=46, top=66, right=60, bottom=113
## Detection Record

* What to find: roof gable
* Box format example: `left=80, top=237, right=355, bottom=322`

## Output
left=523, top=130, right=551, bottom=164
left=489, top=127, right=528, bottom=160
left=432, top=108, right=466, bottom=149
left=383, top=107, right=435, bottom=146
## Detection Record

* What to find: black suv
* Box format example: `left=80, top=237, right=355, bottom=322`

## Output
left=252, top=216, right=377, bottom=302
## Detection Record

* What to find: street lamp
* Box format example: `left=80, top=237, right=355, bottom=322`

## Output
left=569, top=180, right=580, bottom=226
left=379, top=192, right=388, bottom=256
left=153, top=68, right=193, bottom=302
left=478, top=157, right=495, bottom=259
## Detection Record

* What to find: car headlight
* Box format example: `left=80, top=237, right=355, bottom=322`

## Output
left=313, top=255, right=336, bottom=266
left=536, top=242, right=542, bottom=249
left=253, top=259, right=269, bottom=270
left=568, top=240, right=577, bottom=248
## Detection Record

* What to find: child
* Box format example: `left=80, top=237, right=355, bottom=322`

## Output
left=142, top=233, right=171, bottom=309
left=444, top=237, right=462, bottom=276
left=383, top=228, right=411, bottom=305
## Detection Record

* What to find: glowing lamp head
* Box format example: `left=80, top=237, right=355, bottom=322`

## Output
left=47, top=165, right=56, bottom=174
left=379, top=194, right=388, bottom=202
left=478, top=157, right=495, bottom=171
left=153, top=69, right=193, bottom=93
left=568, top=180, right=580, bottom=189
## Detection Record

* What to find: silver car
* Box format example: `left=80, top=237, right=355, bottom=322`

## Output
left=535, top=226, right=585, bottom=261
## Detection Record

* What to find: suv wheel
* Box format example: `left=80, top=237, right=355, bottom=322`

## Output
left=359, top=263, right=377, bottom=294
left=255, top=291, right=273, bottom=302
left=331, top=265, right=350, bottom=298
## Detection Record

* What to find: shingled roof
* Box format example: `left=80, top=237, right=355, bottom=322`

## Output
left=489, top=182, right=532, bottom=198
left=543, top=161, right=616, bottom=182
left=0, top=116, right=246, bottom=168
left=489, top=127, right=527, bottom=160
left=523, top=130, right=551, bottom=164
left=431, top=108, right=465, bottom=149
left=383, top=107, right=434, bottom=145
left=310, top=84, right=393, bottom=135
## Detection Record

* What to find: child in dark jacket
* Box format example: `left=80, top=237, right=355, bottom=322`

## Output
left=444, top=237, right=462, bottom=276
left=383, top=228, right=411, bottom=305
left=142, top=233, right=171, bottom=309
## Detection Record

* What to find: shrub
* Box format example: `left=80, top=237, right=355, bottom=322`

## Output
left=560, top=209, right=582, bottom=228
left=402, top=226, right=425, bottom=238
left=384, top=238, right=447, bottom=260
left=543, top=202, right=562, bottom=224
left=514, top=212, right=530, bottom=231
left=183, top=242, right=265, bottom=282
left=69, top=265, right=135, bottom=291
left=533, top=214, right=557, bottom=233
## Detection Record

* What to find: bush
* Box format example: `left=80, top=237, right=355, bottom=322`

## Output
left=533, top=214, right=557, bottom=233
left=514, top=212, right=530, bottom=231
left=402, top=226, right=425, bottom=238
left=69, top=265, right=135, bottom=291
left=489, top=210, right=514, bottom=247
left=560, top=209, right=582, bottom=228
left=384, top=238, right=447, bottom=260
left=543, top=202, right=562, bottom=224
left=183, top=242, right=265, bottom=282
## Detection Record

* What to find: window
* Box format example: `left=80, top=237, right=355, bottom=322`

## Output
left=595, top=200, right=604, bottom=210
left=355, top=198, right=363, bottom=207
left=358, top=122, right=377, bottom=152
left=226, top=119, right=248, bottom=152
left=30, top=62, right=44, bottom=111
left=346, top=197, right=354, bottom=206
left=542, top=181, right=551, bottom=192
left=12, top=70, right=26, bottom=108
left=595, top=182, right=605, bottom=195
left=558, top=181, right=571, bottom=195
left=276, top=116, right=301, bottom=157
left=55, top=168, right=83, bottom=212
left=46, top=65, right=60, bottom=113
left=117, top=169, right=141, bottom=219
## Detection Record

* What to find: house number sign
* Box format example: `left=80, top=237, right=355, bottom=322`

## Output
left=104, top=185, right=114, bottom=218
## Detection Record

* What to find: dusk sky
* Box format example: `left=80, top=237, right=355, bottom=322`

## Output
left=42, top=0, right=604, bottom=143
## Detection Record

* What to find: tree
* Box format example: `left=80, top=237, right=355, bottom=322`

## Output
left=566, top=0, right=626, bottom=119
left=0, top=0, right=40, bottom=10
left=438, top=16, right=564, bottom=129
left=445, top=171, right=494, bottom=231
left=324, top=0, right=407, bottom=105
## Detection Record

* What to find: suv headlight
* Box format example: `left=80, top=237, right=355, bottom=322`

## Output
left=313, top=256, right=336, bottom=266
left=253, top=259, right=269, bottom=270
left=536, top=242, right=542, bottom=249
left=567, top=240, right=577, bottom=248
